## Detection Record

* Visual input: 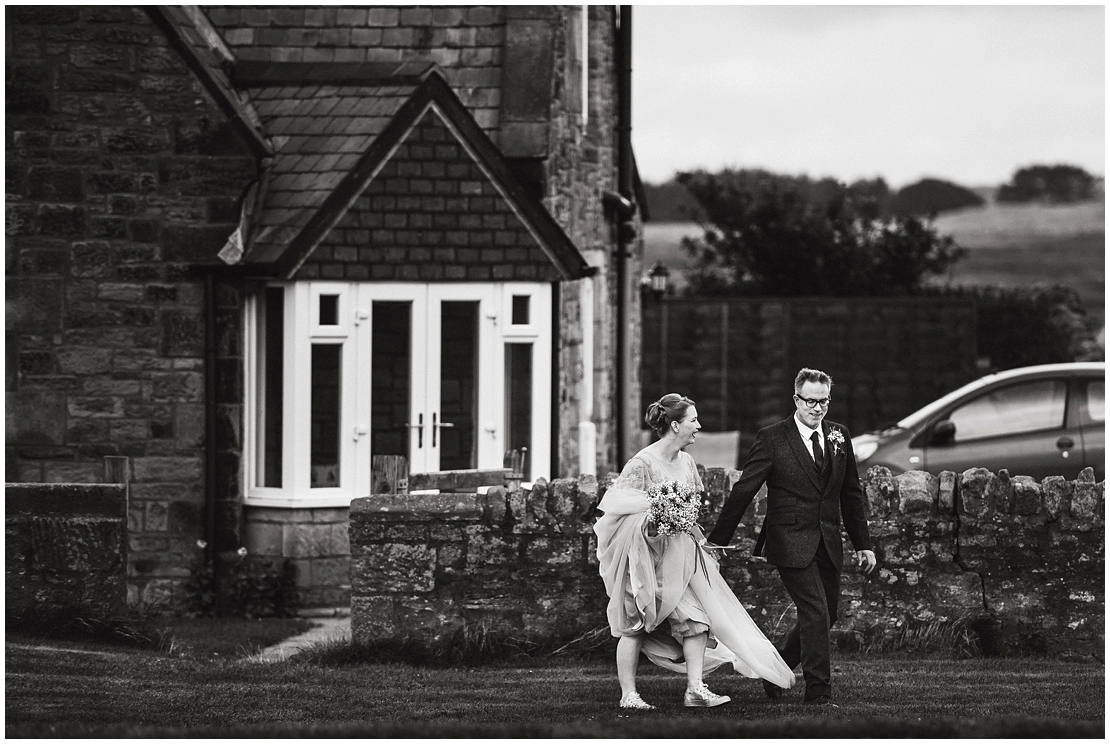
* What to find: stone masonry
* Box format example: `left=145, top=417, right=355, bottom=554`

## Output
left=5, top=6, right=258, bottom=604
left=350, top=465, right=1104, bottom=656
left=6, top=480, right=128, bottom=620
left=8, top=5, right=641, bottom=610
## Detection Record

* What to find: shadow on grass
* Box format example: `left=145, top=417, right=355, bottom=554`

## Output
left=6, top=608, right=314, bottom=660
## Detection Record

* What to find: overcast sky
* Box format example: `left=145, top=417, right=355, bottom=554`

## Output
left=631, top=4, right=1105, bottom=189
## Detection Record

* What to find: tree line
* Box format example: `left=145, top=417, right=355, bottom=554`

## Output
left=641, top=164, right=1103, bottom=366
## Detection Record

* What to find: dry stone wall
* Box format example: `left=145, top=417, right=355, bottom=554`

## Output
left=6, top=480, right=128, bottom=620
left=350, top=465, right=1104, bottom=655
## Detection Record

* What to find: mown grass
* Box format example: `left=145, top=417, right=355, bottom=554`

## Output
left=5, top=639, right=1102, bottom=737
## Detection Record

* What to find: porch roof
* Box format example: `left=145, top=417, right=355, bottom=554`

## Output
left=232, top=62, right=591, bottom=280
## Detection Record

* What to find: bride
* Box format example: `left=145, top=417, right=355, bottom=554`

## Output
left=594, top=393, right=795, bottom=709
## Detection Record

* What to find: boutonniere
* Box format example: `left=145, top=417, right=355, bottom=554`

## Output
left=827, top=429, right=845, bottom=456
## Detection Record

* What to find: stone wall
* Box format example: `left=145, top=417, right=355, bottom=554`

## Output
left=243, top=506, right=350, bottom=608
left=350, top=465, right=1104, bottom=655
left=5, top=6, right=259, bottom=604
left=6, top=480, right=128, bottom=620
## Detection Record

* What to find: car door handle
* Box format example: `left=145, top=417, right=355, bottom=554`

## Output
left=1056, top=436, right=1075, bottom=450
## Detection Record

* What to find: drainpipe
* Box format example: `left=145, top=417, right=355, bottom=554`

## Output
left=615, top=5, right=634, bottom=463
left=203, top=270, right=220, bottom=606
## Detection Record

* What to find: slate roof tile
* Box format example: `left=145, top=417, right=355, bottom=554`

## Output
left=231, top=64, right=585, bottom=278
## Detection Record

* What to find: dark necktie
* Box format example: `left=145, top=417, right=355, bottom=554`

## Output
left=810, top=431, right=824, bottom=472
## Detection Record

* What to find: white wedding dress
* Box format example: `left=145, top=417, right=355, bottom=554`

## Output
left=594, top=447, right=795, bottom=689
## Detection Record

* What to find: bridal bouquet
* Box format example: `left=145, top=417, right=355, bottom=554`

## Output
left=646, top=479, right=702, bottom=536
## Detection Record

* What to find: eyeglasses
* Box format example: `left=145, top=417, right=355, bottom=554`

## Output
left=794, top=394, right=831, bottom=409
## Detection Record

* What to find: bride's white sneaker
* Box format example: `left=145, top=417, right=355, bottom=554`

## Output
left=619, top=691, right=656, bottom=710
left=683, top=681, right=731, bottom=708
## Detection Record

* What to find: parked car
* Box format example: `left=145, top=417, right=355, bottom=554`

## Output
left=852, top=362, right=1105, bottom=481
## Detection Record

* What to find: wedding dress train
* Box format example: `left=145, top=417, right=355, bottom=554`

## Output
left=594, top=452, right=795, bottom=690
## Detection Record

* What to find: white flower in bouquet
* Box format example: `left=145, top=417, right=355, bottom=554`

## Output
left=646, top=479, right=701, bottom=536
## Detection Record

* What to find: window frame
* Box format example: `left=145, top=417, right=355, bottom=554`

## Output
left=244, top=281, right=553, bottom=507
left=944, top=378, right=1069, bottom=444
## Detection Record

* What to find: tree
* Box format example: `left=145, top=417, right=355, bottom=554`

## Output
left=997, top=165, right=1096, bottom=203
left=676, top=169, right=966, bottom=297
left=891, top=178, right=984, bottom=216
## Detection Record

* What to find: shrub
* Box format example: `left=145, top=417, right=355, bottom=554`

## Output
left=997, top=164, right=1096, bottom=203
left=930, top=284, right=1103, bottom=369
left=184, top=545, right=299, bottom=619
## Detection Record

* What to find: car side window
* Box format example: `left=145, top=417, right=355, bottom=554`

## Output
left=946, top=379, right=1067, bottom=442
left=1083, top=379, right=1105, bottom=424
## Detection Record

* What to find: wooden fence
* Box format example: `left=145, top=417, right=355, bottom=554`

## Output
left=642, top=296, right=979, bottom=453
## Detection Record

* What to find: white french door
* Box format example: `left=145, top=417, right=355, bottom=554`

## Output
left=247, top=281, right=551, bottom=507
left=355, top=283, right=502, bottom=477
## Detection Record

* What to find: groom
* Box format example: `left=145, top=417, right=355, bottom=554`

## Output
left=707, top=367, right=876, bottom=707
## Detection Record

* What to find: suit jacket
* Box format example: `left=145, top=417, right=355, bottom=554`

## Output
left=707, top=417, right=872, bottom=570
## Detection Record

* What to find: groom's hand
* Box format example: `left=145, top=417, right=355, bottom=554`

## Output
left=856, top=550, right=877, bottom=574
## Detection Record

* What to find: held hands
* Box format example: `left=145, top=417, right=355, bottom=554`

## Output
left=856, top=549, right=877, bottom=574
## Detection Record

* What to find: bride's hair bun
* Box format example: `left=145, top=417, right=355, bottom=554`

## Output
left=644, top=393, right=695, bottom=437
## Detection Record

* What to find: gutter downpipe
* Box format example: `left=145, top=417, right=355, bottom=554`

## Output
left=203, top=270, right=221, bottom=611
left=615, top=5, right=634, bottom=464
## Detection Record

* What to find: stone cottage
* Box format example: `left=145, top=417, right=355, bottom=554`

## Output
left=6, top=5, right=646, bottom=608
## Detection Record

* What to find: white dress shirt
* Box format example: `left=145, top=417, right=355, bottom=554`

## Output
left=793, top=413, right=824, bottom=465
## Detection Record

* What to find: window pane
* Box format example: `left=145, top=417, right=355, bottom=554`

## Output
left=310, top=344, right=342, bottom=487
left=319, top=294, right=339, bottom=326
left=258, top=287, right=284, bottom=487
left=512, top=295, right=530, bottom=325
left=372, top=302, right=411, bottom=457
left=439, top=301, right=478, bottom=470
left=505, top=343, right=533, bottom=480
left=949, top=380, right=1067, bottom=442
left=1086, top=380, right=1105, bottom=423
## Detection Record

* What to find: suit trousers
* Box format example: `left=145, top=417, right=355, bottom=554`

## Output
left=775, top=538, right=840, bottom=700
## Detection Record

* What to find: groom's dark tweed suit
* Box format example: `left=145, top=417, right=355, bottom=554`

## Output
left=708, top=416, right=872, bottom=701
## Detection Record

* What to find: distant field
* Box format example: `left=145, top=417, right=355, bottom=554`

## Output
left=929, top=233, right=1104, bottom=324
left=933, top=201, right=1104, bottom=248
left=644, top=200, right=1104, bottom=325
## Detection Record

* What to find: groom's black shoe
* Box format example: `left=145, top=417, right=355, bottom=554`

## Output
left=762, top=680, right=784, bottom=701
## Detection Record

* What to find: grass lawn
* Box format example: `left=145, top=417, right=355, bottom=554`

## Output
left=5, top=638, right=1103, bottom=737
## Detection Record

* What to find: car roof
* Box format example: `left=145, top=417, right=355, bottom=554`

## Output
left=897, top=362, right=1106, bottom=429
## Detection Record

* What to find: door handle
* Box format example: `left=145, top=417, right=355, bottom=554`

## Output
left=1057, top=436, right=1074, bottom=458
left=432, top=412, right=454, bottom=447
left=405, top=414, right=423, bottom=448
